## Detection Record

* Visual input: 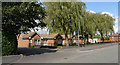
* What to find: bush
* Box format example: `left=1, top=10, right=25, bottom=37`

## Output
left=2, top=32, right=18, bottom=56
left=94, top=35, right=101, bottom=39
left=31, top=45, right=35, bottom=48
left=104, top=37, right=109, bottom=40
left=100, top=37, right=109, bottom=40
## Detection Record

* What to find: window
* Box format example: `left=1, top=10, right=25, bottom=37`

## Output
left=62, top=41, right=64, bottom=45
left=119, top=37, right=120, bottom=40
left=29, top=40, right=32, bottom=43
left=73, top=40, right=76, bottom=43
left=43, top=40, right=48, bottom=46
left=35, top=39, right=40, bottom=45
left=112, top=37, right=114, bottom=41
left=58, top=39, right=62, bottom=44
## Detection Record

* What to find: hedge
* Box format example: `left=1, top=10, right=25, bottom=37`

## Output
left=2, top=32, right=18, bottom=56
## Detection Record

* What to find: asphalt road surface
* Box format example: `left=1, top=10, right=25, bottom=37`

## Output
left=15, top=43, right=118, bottom=63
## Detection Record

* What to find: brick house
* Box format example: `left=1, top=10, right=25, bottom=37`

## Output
left=17, top=32, right=63, bottom=48
left=88, top=38, right=101, bottom=43
left=61, top=35, right=84, bottom=45
left=109, top=33, right=120, bottom=42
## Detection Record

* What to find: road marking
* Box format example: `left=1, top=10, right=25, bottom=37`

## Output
left=79, top=50, right=94, bottom=52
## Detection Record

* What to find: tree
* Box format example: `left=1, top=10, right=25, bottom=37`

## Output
left=71, top=2, right=86, bottom=46
left=2, top=2, right=46, bottom=55
left=84, top=11, right=114, bottom=43
left=84, top=11, right=97, bottom=43
left=44, top=2, right=70, bottom=46
left=44, top=2, right=114, bottom=46
left=44, top=2, right=86, bottom=46
left=95, top=13, right=114, bottom=41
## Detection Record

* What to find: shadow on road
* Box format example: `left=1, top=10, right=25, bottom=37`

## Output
left=17, top=48, right=57, bottom=56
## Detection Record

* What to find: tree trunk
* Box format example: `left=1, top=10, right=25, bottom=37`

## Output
left=78, top=29, right=80, bottom=46
left=70, top=32, right=72, bottom=45
left=102, top=36, right=104, bottom=42
left=106, top=31, right=108, bottom=37
left=87, top=35, right=89, bottom=44
left=101, top=33, right=104, bottom=42
left=65, top=31, right=69, bottom=47
left=63, top=23, right=69, bottom=47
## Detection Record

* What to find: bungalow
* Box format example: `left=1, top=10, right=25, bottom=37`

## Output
left=61, top=35, right=73, bottom=45
left=88, top=38, right=101, bottom=43
left=109, top=33, right=120, bottom=42
left=17, top=32, right=86, bottom=48
left=17, top=32, right=63, bottom=48
left=61, top=35, right=84, bottom=45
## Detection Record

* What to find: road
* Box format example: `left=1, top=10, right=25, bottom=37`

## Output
left=15, top=43, right=118, bottom=63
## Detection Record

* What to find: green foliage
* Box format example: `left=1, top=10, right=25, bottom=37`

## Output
left=94, top=35, right=101, bottom=39
left=2, top=2, right=46, bottom=55
left=84, top=12, right=97, bottom=38
left=44, top=2, right=114, bottom=44
left=31, top=45, right=35, bottom=48
left=44, top=2, right=86, bottom=46
left=2, top=2, right=46, bottom=34
left=94, top=13, right=114, bottom=40
left=103, top=37, right=109, bottom=40
left=84, top=12, right=114, bottom=40
left=2, top=32, right=17, bottom=56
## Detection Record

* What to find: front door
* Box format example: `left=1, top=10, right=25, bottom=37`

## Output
left=57, top=39, right=62, bottom=46
left=34, top=39, right=40, bottom=45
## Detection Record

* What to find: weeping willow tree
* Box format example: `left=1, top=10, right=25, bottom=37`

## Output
left=44, top=2, right=114, bottom=46
left=70, top=2, right=86, bottom=46
left=94, top=13, right=115, bottom=41
left=84, top=12, right=115, bottom=42
left=44, top=2, right=86, bottom=46
left=84, top=11, right=97, bottom=43
left=103, top=14, right=115, bottom=37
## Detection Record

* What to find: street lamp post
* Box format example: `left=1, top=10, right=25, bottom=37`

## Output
left=78, top=28, right=80, bottom=47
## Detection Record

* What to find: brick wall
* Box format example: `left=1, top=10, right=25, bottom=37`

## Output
left=18, top=33, right=41, bottom=48
left=47, top=40, right=55, bottom=46
left=109, top=36, right=118, bottom=42
left=63, top=39, right=84, bottom=45
left=114, top=36, right=118, bottom=42
left=17, top=34, right=29, bottom=48
left=32, top=34, right=41, bottom=39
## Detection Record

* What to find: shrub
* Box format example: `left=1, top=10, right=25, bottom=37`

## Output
left=104, top=37, right=109, bottom=40
left=31, top=45, right=35, bottom=48
left=2, top=32, right=18, bottom=56
left=100, top=37, right=109, bottom=40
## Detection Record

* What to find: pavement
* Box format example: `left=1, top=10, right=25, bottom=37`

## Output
left=2, top=43, right=118, bottom=63
left=2, top=54, right=23, bottom=63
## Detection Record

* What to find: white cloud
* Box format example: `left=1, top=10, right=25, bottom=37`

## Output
left=42, top=27, right=48, bottom=31
left=30, top=27, right=49, bottom=34
left=87, top=10, right=96, bottom=13
left=101, top=12, right=114, bottom=17
left=35, top=20, right=40, bottom=24
left=113, top=16, right=118, bottom=33
left=114, top=26, right=118, bottom=33
left=114, top=16, right=118, bottom=24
